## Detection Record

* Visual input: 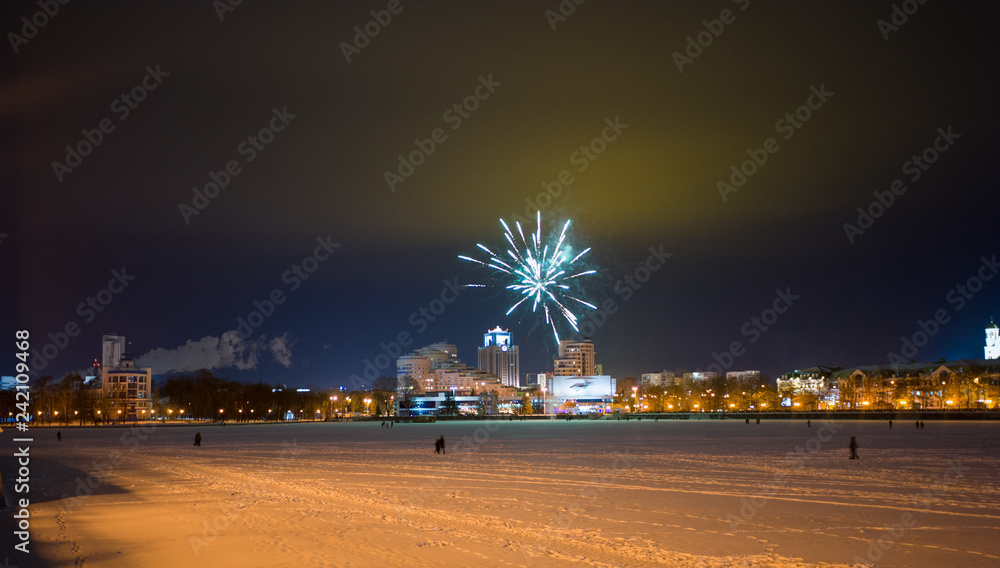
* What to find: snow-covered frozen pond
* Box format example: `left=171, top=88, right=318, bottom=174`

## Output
left=5, top=418, right=999, bottom=567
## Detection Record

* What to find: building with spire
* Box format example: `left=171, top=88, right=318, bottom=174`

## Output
left=986, top=318, right=999, bottom=359
left=477, top=326, right=520, bottom=387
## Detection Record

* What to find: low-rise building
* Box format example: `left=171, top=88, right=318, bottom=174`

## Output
left=100, top=356, right=152, bottom=421
left=641, top=371, right=676, bottom=387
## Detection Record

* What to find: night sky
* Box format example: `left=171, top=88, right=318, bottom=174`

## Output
left=5, top=0, right=999, bottom=389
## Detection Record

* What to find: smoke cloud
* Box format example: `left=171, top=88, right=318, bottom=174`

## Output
left=137, top=331, right=294, bottom=374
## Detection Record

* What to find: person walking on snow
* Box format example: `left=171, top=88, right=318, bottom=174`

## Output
left=849, top=436, right=859, bottom=460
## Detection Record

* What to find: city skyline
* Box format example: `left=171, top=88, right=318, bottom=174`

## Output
left=6, top=1, right=999, bottom=390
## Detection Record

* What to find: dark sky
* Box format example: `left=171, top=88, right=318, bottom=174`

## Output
left=5, top=0, right=999, bottom=389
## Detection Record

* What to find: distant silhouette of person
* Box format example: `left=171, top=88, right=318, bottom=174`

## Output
left=194, top=432, right=202, bottom=446
left=57, top=431, right=61, bottom=442
left=756, top=418, right=760, bottom=425
left=920, top=421, right=925, bottom=429
left=746, top=418, right=749, bottom=424
left=436, top=435, right=445, bottom=454
left=849, top=436, right=859, bottom=460
left=889, top=420, right=893, bottom=429
left=807, top=420, right=811, bottom=428
left=916, top=420, right=920, bottom=429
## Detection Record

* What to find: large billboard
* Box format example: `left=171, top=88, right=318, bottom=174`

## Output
left=551, top=375, right=613, bottom=398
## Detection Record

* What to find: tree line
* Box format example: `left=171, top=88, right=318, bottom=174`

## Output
left=0, top=370, right=402, bottom=424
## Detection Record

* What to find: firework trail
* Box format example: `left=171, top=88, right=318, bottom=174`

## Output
left=459, top=212, right=596, bottom=344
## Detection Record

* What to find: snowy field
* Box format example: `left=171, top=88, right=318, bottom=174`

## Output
left=3, top=419, right=999, bottom=567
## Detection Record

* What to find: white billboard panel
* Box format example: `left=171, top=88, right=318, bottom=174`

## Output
left=551, top=375, right=613, bottom=398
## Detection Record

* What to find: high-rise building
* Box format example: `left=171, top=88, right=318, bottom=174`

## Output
left=986, top=319, right=999, bottom=359
left=396, top=354, right=432, bottom=392
left=478, top=326, right=520, bottom=387
left=553, top=338, right=595, bottom=377
left=101, top=333, right=126, bottom=371
left=98, top=335, right=151, bottom=422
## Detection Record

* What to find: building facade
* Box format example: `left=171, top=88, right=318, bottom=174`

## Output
left=726, top=370, right=761, bottom=384
left=397, top=342, right=513, bottom=397
left=641, top=371, right=676, bottom=387
left=477, top=326, right=520, bottom=387
left=553, top=339, right=595, bottom=377
left=101, top=356, right=152, bottom=421
left=780, top=360, right=1000, bottom=410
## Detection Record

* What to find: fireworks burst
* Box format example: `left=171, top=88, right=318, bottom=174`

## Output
left=459, top=212, right=597, bottom=344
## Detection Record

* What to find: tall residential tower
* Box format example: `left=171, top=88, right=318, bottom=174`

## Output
left=553, top=338, right=595, bottom=377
